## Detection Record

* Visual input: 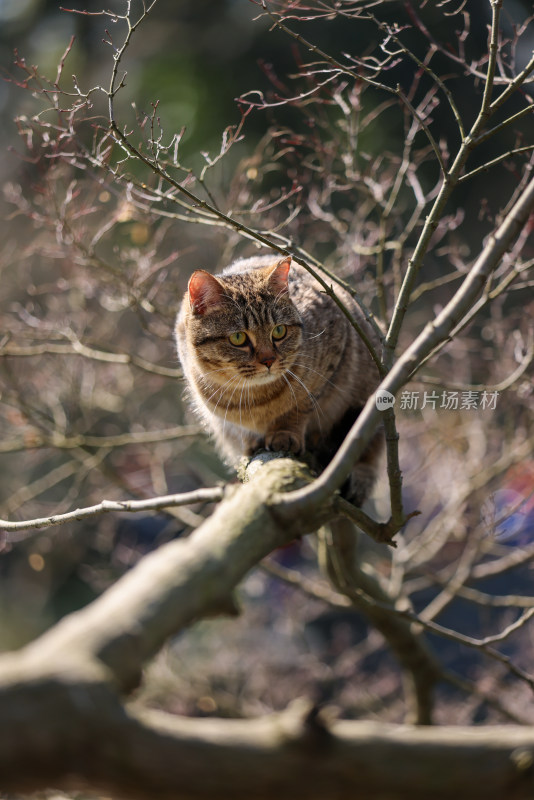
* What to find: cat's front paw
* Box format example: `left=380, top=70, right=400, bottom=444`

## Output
left=265, top=430, right=304, bottom=454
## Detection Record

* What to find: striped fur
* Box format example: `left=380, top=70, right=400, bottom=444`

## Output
left=175, top=254, right=382, bottom=505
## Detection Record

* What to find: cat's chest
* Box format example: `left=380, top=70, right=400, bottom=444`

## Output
left=194, top=370, right=303, bottom=428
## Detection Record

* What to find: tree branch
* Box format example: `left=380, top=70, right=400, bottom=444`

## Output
left=2, top=661, right=534, bottom=799
left=1, top=486, right=222, bottom=537
left=22, top=455, right=325, bottom=693
left=278, top=174, right=534, bottom=517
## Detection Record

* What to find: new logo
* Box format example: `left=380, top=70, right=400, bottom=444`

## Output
left=375, top=389, right=396, bottom=411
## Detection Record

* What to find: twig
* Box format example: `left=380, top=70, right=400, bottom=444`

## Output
left=441, top=668, right=531, bottom=725
left=0, top=486, right=224, bottom=538
left=0, top=425, right=202, bottom=454
left=0, top=341, right=182, bottom=378
left=480, top=0, right=503, bottom=115
left=384, top=2, right=532, bottom=361
left=458, top=145, right=534, bottom=184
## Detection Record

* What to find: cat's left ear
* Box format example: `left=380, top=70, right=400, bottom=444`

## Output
left=188, top=270, right=225, bottom=315
left=267, top=257, right=291, bottom=296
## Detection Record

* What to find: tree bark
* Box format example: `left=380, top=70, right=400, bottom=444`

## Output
left=1, top=453, right=533, bottom=799
left=22, top=454, right=322, bottom=693
left=1, top=660, right=534, bottom=800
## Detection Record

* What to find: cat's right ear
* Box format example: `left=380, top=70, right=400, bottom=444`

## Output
left=266, top=257, right=291, bottom=296
left=188, top=270, right=225, bottom=315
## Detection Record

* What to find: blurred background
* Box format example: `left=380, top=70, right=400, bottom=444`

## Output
left=0, top=0, right=533, bottom=757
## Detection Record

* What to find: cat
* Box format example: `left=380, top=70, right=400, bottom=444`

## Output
left=175, top=253, right=382, bottom=505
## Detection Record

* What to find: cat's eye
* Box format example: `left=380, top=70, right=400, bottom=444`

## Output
left=229, top=331, right=247, bottom=347
left=272, top=324, right=287, bottom=341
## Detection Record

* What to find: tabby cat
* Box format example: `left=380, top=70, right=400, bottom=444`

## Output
left=175, top=254, right=382, bottom=505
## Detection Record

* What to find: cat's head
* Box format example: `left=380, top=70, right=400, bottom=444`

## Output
left=182, top=256, right=302, bottom=387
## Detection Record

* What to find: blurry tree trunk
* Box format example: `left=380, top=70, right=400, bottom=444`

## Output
left=1, top=451, right=534, bottom=799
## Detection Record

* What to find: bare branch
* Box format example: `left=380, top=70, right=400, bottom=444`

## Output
left=1, top=486, right=223, bottom=538
left=0, top=340, right=182, bottom=378
left=0, top=424, right=202, bottom=455
left=278, top=175, right=534, bottom=519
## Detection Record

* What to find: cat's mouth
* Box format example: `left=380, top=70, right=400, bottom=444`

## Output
left=242, top=368, right=284, bottom=386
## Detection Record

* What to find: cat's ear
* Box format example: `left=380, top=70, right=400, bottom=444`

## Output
left=188, top=270, right=225, bottom=315
left=266, top=257, right=291, bottom=296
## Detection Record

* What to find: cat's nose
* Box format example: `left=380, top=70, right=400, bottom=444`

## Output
left=259, top=353, right=276, bottom=369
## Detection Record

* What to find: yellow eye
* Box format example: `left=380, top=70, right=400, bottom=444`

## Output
left=272, top=324, right=287, bottom=341
left=229, top=331, right=247, bottom=347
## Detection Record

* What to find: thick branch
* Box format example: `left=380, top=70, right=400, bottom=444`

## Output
left=1, top=454, right=533, bottom=798
left=1, top=660, right=534, bottom=800
left=23, top=455, right=326, bottom=692
left=320, top=517, right=438, bottom=725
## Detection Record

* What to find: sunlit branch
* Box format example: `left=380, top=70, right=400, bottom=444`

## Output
left=277, top=175, right=534, bottom=518
left=0, top=486, right=223, bottom=538
left=0, top=341, right=181, bottom=378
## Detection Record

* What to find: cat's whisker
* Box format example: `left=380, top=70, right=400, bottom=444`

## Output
left=290, top=361, right=351, bottom=398
left=245, top=379, right=252, bottom=418
left=287, top=370, right=324, bottom=429
left=303, top=328, right=326, bottom=340
left=222, top=376, right=245, bottom=443
left=238, top=376, right=247, bottom=432
left=204, top=381, right=227, bottom=406
left=282, top=374, right=299, bottom=418
left=201, top=366, right=233, bottom=377
left=213, top=379, right=242, bottom=446
left=204, top=375, right=233, bottom=405
left=198, top=376, right=230, bottom=394
left=286, top=369, right=324, bottom=433
left=208, top=373, right=241, bottom=409
left=197, top=365, right=235, bottom=391
left=200, top=363, right=231, bottom=372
